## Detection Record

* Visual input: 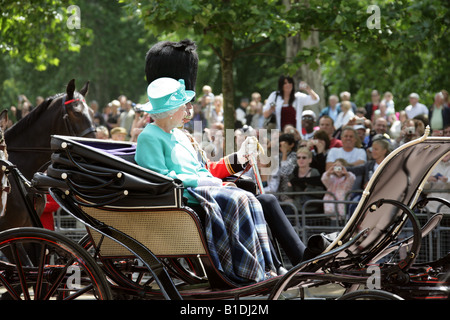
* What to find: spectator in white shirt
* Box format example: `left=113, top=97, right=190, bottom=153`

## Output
left=405, top=93, right=429, bottom=119
left=326, top=126, right=367, bottom=171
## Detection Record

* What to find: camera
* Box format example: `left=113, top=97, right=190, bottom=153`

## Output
left=133, top=104, right=143, bottom=114
left=355, top=117, right=365, bottom=125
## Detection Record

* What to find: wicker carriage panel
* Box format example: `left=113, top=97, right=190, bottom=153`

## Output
left=82, top=206, right=207, bottom=257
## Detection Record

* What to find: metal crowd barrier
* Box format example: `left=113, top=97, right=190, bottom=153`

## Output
left=53, top=208, right=87, bottom=242
left=273, top=189, right=449, bottom=264
left=50, top=188, right=448, bottom=263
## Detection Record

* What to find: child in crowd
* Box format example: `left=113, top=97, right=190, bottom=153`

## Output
left=321, top=158, right=356, bottom=221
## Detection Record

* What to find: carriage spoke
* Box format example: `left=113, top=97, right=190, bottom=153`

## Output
left=0, top=271, right=21, bottom=300
left=34, top=242, right=48, bottom=300
left=9, top=242, right=31, bottom=300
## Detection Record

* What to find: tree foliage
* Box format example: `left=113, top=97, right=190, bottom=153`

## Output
left=0, top=0, right=448, bottom=126
left=120, top=0, right=449, bottom=128
left=286, top=0, right=450, bottom=107
left=0, top=0, right=154, bottom=112
left=0, top=0, right=92, bottom=71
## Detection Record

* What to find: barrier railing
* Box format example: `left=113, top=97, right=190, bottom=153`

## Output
left=271, top=189, right=449, bottom=263
left=53, top=208, right=87, bottom=242
left=51, top=188, right=448, bottom=263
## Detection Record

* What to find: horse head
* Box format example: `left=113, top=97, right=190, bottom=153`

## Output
left=62, top=79, right=97, bottom=138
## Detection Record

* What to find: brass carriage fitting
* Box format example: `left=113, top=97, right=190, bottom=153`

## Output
left=61, top=142, right=68, bottom=149
left=61, top=173, right=68, bottom=179
left=123, top=190, right=128, bottom=195
left=117, top=172, right=122, bottom=178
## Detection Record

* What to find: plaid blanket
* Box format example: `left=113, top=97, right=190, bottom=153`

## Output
left=188, top=186, right=274, bottom=283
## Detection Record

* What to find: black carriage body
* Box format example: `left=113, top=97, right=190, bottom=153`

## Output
left=47, top=136, right=184, bottom=209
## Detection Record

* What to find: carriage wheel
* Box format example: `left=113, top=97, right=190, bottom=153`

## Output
left=0, top=227, right=112, bottom=300
left=78, top=234, right=157, bottom=291
left=336, top=289, right=404, bottom=300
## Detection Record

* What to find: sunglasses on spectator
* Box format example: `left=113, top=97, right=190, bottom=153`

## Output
left=297, top=156, right=308, bottom=159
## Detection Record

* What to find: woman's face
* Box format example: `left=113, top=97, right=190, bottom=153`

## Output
left=371, top=141, right=387, bottom=161
left=171, top=105, right=187, bottom=128
left=283, top=79, right=293, bottom=94
left=297, top=152, right=312, bottom=167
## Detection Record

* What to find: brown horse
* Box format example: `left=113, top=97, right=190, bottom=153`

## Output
left=0, top=79, right=97, bottom=231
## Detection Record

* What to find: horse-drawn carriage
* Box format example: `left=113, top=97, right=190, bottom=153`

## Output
left=0, top=83, right=449, bottom=301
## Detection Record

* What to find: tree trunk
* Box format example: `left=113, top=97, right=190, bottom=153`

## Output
left=220, top=37, right=236, bottom=153
left=284, top=0, right=325, bottom=115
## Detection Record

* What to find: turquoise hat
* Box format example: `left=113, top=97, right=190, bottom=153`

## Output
left=142, top=77, right=195, bottom=114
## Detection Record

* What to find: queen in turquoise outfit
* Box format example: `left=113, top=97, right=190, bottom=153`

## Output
left=135, top=114, right=217, bottom=204
left=135, top=78, right=223, bottom=204
left=135, top=77, right=275, bottom=283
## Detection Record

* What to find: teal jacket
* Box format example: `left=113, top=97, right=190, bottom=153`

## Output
left=135, top=124, right=212, bottom=204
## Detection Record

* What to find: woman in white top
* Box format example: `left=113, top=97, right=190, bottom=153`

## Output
left=263, top=75, right=319, bottom=132
left=334, top=101, right=355, bottom=130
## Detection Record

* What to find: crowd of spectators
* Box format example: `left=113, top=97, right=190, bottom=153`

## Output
left=7, top=84, right=449, bottom=222
left=178, top=86, right=449, bottom=222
